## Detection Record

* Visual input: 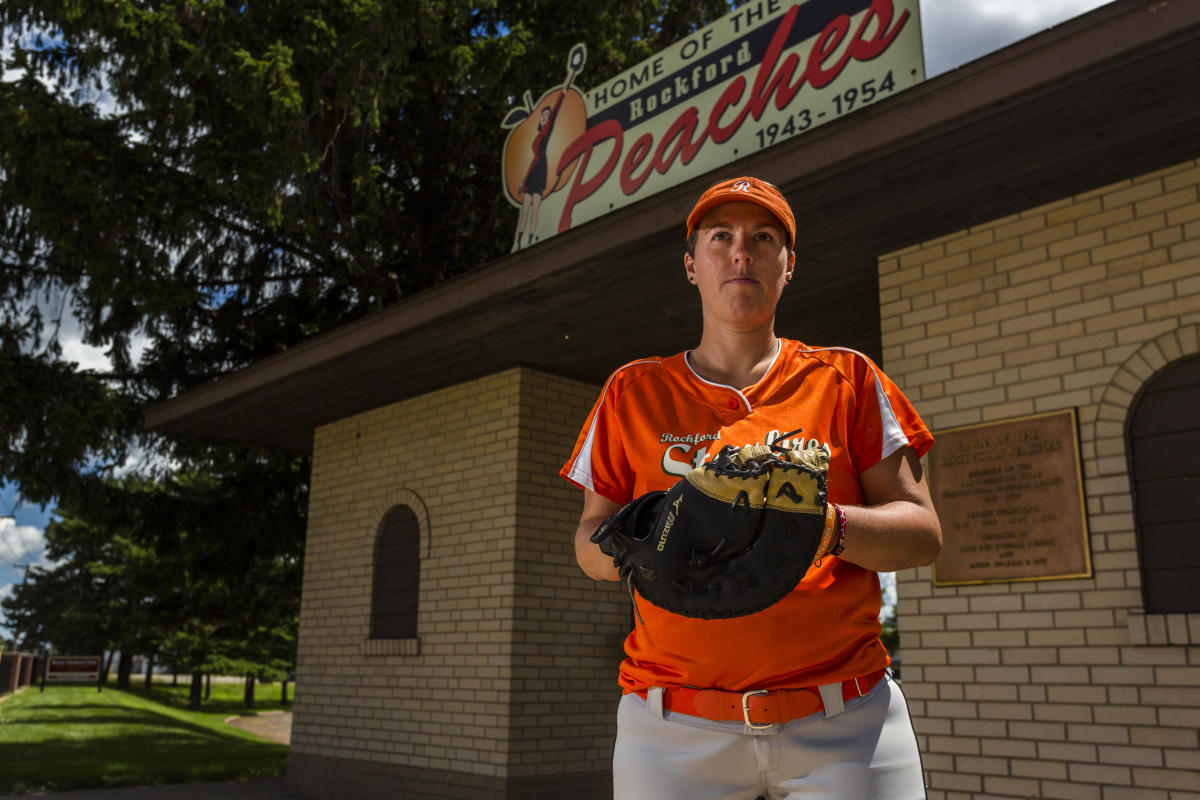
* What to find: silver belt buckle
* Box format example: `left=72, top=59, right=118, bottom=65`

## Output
left=742, top=689, right=773, bottom=729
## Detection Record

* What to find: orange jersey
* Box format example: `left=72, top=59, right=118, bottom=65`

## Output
left=561, top=338, right=933, bottom=693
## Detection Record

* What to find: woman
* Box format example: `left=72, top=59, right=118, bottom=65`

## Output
left=513, top=91, right=567, bottom=251
left=561, top=176, right=942, bottom=799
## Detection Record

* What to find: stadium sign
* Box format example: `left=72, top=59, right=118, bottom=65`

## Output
left=502, top=0, right=924, bottom=250
left=45, top=655, right=102, bottom=683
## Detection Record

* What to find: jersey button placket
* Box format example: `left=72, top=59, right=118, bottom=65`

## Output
left=726, top=398, right=739, bottom=409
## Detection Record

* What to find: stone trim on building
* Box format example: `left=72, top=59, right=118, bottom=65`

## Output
left=362, top=487, right=430, bottom=656
left=1100, top=324, right=1200, bottom=647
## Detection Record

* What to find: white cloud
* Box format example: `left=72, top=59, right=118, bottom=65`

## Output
left=0, top=583, right=14, bottom=642
left=962, top=0, right=1115, bottom=25
left=26, top=285, right=150, bottom=375
left=920, top=0, right=1116, bottom=76
left=4, top=26, right=117, bottom=112
left=880, top=571, right=897, bottom=619
left=60, top=333, right=117, bottom=373
left=0, top=517, right=45, bottom=564
left=111, top=440, right=180, bottom=481
left=2, top=43, right=18, bottom=83
left=31, top=552, right=61, bottom=572
left=34, top=288, right=107, bottom=370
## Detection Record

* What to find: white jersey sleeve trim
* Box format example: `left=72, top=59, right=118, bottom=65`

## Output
left=798, top=346, right=912, bottom=462
left=565, top=360, right=661, bottom=493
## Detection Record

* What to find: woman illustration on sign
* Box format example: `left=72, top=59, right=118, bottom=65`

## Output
left=508, top=44, right=586, bottom=251
left=514, top=91, right=567, bottom=251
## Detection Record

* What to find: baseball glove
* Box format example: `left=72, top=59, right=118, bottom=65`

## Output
left=590, top=442, right=830, bottom=619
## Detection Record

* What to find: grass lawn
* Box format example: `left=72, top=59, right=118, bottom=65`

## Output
left=0, top=680, right=290, bottom=795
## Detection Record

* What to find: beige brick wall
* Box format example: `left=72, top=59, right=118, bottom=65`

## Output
left=510, top=371, right=629, bottom=778
left=880, top=158, right=1200, bottom=799
left=291, top=367, right=624, bottom=791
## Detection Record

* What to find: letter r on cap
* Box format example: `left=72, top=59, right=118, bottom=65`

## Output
left=731, top=180, right=751, bottom=192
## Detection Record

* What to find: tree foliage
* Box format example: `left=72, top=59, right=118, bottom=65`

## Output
left=1, top=0, right=733, bottom=503
left=0, top=0, right=732, bottom=676
left=1, top=453, right=305, bottom=698
left=879, top=604, right=898, bottom=657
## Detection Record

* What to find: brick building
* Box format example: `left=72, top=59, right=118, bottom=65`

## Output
left=286, top=370, right=622, bottom=797
left=148, top=2, right=1200, bottom=797
left=882, top=166, right=1200, bottom=798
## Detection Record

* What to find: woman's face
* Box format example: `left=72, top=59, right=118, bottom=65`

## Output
left=684, top=201, right=794, bottom=334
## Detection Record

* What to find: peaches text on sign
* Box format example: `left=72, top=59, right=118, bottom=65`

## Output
left=553, top=0, right=910, bottom=233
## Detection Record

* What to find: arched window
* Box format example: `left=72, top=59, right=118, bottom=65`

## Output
left=370, top=505, right=421, bottom=639
left=1128, top=356, right=1200, bottom=614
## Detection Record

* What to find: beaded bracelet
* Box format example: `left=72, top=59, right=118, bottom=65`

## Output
left=830, top=503, right=847, bottom=557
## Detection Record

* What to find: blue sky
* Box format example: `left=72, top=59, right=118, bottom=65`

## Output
left=0, top=0, right=1115, bottom=641
left=0, top=483, right=57, bottom=642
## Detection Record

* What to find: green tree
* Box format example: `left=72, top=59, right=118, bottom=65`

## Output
left=1, top=509, right=122, bottom=655
left=1, top=0, right=733, bottom=506
left=1, top=454, right=305, bottom=702
left=1, top=0, right=731, bottom=681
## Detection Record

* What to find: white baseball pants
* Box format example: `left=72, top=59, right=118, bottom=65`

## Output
left=612, top=675, right=926, bottom=800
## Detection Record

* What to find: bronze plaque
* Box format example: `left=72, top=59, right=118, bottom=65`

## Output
left=929, top=410, right=1091, bottom=586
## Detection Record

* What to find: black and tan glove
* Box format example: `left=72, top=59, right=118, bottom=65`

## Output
left=590, top=443, right=830, bottom=619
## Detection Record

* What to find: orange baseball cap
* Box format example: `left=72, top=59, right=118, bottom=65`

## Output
left=685, top=176, right=796, bottom=248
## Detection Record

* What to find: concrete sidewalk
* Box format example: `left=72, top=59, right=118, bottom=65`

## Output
left=224, top=711, right=292, bottom=746
left=0, top=778, right=295, bottom=800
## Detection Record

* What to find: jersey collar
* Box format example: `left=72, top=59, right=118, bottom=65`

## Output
left=683, top=337, right=787, bottom=412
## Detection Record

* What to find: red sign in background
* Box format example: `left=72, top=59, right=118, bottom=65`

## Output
left=46, top=655, right=102, bottom=681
